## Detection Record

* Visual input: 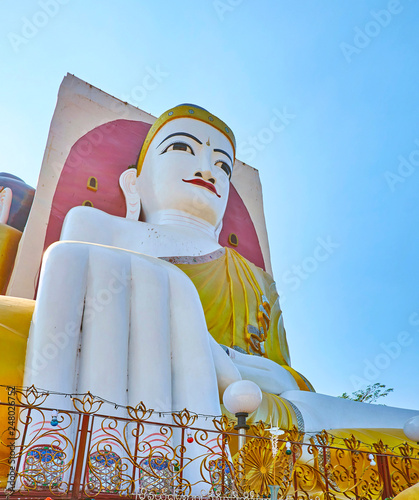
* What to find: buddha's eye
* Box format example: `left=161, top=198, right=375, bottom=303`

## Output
left=162, top=142, right=195, bottom=155
left=215, top=160, right=232, bottom=180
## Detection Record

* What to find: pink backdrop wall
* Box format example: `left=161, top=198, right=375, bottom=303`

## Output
left=43, top=119, right=265, bottom=276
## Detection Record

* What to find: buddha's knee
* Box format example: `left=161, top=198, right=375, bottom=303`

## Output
left=0, top=296, right=35, bottom=387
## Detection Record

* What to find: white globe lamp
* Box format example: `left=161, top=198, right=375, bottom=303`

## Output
left=403, top=415, right=419, bottom=443
left=223, top=380, right=262, bottom=450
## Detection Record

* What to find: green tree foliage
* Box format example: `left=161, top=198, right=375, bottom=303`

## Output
left=339, top=383, right=394, bottom=404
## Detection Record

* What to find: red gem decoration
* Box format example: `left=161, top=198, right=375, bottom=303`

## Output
left=187, top=436, right=193, bottom=443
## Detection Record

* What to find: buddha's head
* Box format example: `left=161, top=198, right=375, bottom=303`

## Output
left=120, top=104, right=235, bottom=234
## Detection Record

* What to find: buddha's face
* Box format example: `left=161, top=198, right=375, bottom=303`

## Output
left=137, top=118, right=234, bottom=228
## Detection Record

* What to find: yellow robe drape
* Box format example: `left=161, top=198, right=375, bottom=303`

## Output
left=166, top=247, right=314, bottom=429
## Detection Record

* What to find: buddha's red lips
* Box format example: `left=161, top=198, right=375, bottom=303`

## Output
left=182, top=178, right=220, bottom=197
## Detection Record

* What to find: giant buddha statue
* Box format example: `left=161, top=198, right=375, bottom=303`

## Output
left=21, top=103, right=418, bottom=429
left=1, top=103, right=418, bottom=489
left=22, top=104, right=311, bottom=427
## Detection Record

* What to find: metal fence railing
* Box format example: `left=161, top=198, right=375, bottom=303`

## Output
left=1, top=385, right=418, bottom=499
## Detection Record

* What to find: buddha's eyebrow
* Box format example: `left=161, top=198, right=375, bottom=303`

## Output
left=157, top=132, right=203, bottom=148
left=213, top=148, right=233, bottom=165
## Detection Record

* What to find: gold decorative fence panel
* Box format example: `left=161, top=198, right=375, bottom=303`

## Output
left=1, top=386, right=418, bottom=499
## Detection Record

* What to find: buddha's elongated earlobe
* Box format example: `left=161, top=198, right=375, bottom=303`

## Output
left=119, top=168, right=141, bottom=220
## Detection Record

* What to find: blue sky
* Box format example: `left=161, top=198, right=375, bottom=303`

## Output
left=1, top=0, right=419, bottom=410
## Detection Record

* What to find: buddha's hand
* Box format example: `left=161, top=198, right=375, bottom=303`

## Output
left=219, top=347, right=300, bottom=395
left=0, top=187, right=12, bottom=224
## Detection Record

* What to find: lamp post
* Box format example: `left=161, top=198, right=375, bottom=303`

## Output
left=223, top=380, right=262, bottom=486
left=268, top=427, right=282, bottom=500
left=223, top=380, right=262, bottom=450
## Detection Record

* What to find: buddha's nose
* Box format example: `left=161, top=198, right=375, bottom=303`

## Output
left=194, top=171, right=216, bottom=184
